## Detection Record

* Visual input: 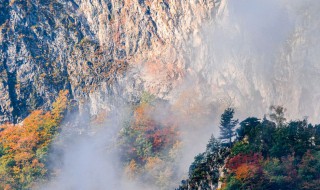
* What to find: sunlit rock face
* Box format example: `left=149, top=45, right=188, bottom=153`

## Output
left=0, top=0, right=220, bottom=123
left=1, top=0, right=320, bottom=123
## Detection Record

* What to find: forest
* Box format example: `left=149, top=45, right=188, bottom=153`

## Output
left=0, top=90, right=69, bottom=190
left=1, top=92, right=320, bottom=190
left=177, top=106, right=320, bottom=190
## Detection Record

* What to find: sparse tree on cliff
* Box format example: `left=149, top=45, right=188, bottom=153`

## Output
left=219, top=108, right=238, bottom=147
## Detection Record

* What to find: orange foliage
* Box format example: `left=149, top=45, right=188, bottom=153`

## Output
left=0, top=90, right=69, bottom=189
left=51, top=90, right=69, bottom=120
left=132, top=103, right=178, bottom=153
left=235, top=163, right=259, bottom=181
left=133, top=103, right=150, bottom=126
left=121, top=95, right=180, bottom=185
left=226, top=153, right=262, bottom=171
left=121, top=94, right=179, bottom=170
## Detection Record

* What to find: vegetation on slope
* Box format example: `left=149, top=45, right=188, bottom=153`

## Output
left=118, top=93, right=181, bottom=188
left=0, top=90, right=69, bottom=190
left=177, top=106, right=320, bottom=190
left=2, top=89, right=320, bottom=190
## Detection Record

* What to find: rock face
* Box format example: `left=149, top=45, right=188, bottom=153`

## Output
left=180, top=0, right=320, bottom=123
left=1, top=0, right=320, bottom=124
left=0, top=0, right=221, bottom=123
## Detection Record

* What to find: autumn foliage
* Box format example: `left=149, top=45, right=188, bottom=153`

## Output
left=235, top=164, right=259, bottom=181
left=178, top=107, right=320, bottom=190
left=0, top=90, right=69, bottom=189
left=120, top=100, right=178, bottom=164
left=119, top=93, right=180, bottom=188
left=226, top=153, right=262, bottom=171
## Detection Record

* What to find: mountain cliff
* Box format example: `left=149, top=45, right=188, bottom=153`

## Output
left=0, top=0, right=221, bottom=123
left=2, top=0, right=320, bottom=125
left=1, top=1, right=320, bottom=189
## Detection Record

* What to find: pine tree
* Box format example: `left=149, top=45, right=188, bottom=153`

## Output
left=206, top=135, right=220, bottom=153
left=219, top=108, right=238, bottom=147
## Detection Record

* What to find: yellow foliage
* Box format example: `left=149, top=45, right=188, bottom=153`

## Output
left=169, top=140, right=182, bottom=159
left=125, top=160, right=138, bottom=179
left=145, top=157, right=163, bottom=171
left=0, top=90, right=69, bottom=189
left=51, top=90, right=69, bottom=120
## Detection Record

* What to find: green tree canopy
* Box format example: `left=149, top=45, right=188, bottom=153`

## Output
left=219, top=108, right=239, bottom=147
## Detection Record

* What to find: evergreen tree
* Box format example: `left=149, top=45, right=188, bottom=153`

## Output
left=219, top=108, right=239, bottom=147
left=206, top=135, right=221, bottom=153
left=177, top=135, right=228, bottom=190
left=237, top=117, right=261, bottom=142
left=177, top=110, right=320, bottom=190
left=314, top=124, right=320, bottom=146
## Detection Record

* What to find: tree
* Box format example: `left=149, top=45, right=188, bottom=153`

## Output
left=269, top=105, right=286, bottom=127
left=0, top=90, right=69, bottom=189
left=314, top=124, right=320, bottom=146
left=237, top=117, right=261, bottom=142
left=259, top=117, right=276, bottom=157
left=206, top=135, right=221, bottom=153
left=177, top=135, right=227, bottom=190
left=179, top=112, right=320, bottom=190
left=219, top=108, right=239, bottom=147
left=298, top=151, right=320, bottom=189
left=119, top=96, right=179, bottom=189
